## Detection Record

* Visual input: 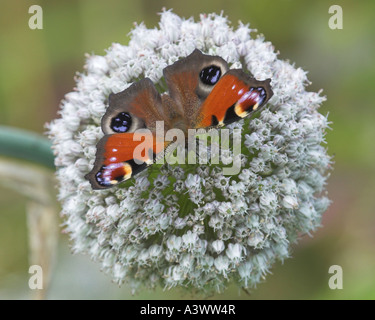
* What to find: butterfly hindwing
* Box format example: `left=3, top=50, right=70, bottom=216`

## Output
left=101, top=78, right=168, bottom=134
left=163, top=49, right=229, bottom=128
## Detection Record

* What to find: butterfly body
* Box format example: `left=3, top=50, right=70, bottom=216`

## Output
left=86, top=49, right=273, bottom=189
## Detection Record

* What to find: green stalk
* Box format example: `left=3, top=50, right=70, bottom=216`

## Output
left=0, top=126, right=55, bottom=169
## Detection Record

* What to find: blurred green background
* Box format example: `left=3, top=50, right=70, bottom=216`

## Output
left=1, top=0, right=374, bottom=299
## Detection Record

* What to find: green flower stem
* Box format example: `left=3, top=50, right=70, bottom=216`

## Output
left=0, top=126, right=55, bottom=169
left=0, top=126, right=57, bottom=299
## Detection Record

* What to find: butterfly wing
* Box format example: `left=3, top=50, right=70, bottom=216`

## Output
left=86, top=78, right=169, bottom=189
left=163, top=49, right=229, bottom=128
left=102, top=78, right=169, bottom=134
left=86, top=49, right=274, bottom=189
left=85, top=131, right=165, bottom=189
left=194, top=69, right=273, bottom=128
left=164, top=49, right=273, bottom=129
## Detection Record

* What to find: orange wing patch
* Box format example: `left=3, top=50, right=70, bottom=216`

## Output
left=196, top=74, right=246, bottom=128
left=195, top=73, right=271, bottom=129
left=86, top=132, right=165, bottom=189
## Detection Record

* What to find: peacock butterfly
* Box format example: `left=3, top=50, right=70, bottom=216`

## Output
left=85, top=49, right=273, bottom=189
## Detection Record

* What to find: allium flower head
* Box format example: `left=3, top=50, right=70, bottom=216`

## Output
left=48, top=10, right=332, bottom=295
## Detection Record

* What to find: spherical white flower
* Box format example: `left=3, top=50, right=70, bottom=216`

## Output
left=48, top=10, right=332, bottom=295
